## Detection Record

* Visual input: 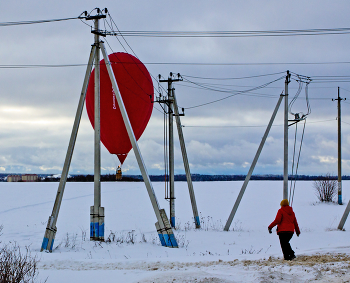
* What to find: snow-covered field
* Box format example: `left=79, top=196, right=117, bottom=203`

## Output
left=1, top=181, right=350, bottom=282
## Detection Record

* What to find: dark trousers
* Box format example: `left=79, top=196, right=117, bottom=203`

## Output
left=278, top=232, right=294, bottom=260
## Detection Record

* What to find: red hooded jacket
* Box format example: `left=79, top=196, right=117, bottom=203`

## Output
left=268, top=205, right=300, bottom=234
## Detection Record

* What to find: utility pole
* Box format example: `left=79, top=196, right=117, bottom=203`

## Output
left=284, top=71, right=291, bottom=200
left=158, top=73, right=200, bottom=229
left=41, top=9, right=106, bottom=252
left=41, top=9, right=178, bottom=251
left=90, top=14, right=105, bottom=241
left=333, top=87, right=345, bottom=205
left=337, top=87, right=350, bottom=229
left=159, top=73, right=181, bottom=228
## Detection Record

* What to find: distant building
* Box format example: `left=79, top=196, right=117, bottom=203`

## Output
left=22, top=174, right=38, bottom=182
left=7, top=175, right=21, bottom=182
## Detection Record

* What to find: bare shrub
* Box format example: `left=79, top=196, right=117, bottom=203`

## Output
left=314, top=175, right=337, bottom=202
left=0, top=243, right=45, bottom=283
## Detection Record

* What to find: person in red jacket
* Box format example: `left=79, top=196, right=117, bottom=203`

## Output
left=268, top=199, right=300, bottom=260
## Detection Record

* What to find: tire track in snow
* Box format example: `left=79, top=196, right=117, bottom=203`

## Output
left=0, top=193, right=93, bottom=214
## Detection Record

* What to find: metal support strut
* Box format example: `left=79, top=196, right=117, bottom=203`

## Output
left=172, top=88, right=200, bottom=228
left=100, top=43, right=178, bottom=247
left=224, top=94, right=284, bottom=231
left=41, top=46, right=96, bottom=252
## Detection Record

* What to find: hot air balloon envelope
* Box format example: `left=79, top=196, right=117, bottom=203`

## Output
left=86, top=52, right=154, bottom=164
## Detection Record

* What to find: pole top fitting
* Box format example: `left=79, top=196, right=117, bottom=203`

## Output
left=84, top=8, right=108, bottom=20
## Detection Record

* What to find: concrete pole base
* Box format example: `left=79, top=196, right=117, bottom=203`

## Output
left=41, top=216, right=57, bottom=252
left=90, top=206, right=105, bottom=241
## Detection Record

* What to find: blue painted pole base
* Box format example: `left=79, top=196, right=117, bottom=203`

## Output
left=155, top=210, right=179, bottom=248
left=339, top=195, right=343, bottom=205
left=90, top=206, right=104, bottom=241
left=158, top=233, right=166, bottom=246
left=41, top=218, right=57, bottom=252
left=41, top=237, right=49, bottom=250
left=170, top=217, right=175, bottom=228
left=194, top=216, right=201, bottom=228
left=90, top=222, right=104, bottom=239
left=163, top=233, right=178, bottom=248
left=41, top=237, right=55, bottom=252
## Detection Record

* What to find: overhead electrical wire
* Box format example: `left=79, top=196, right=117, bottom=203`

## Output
left=0, top=64, right=86, bottom=69
left=288, top=73, right=311, bottom=117
left=3, top=62, right=350, bottom=69
left=182, top=118, right=335, bottom=128
left=1, top=12, right=348, bottom=110
left=5, top=14, right=350, bottom=38
left=0, top=16, right=83, bottom=27
left=179, top=75, right=285, bottom=109
left=144, top=61, right=350, bottom=66
left=96, top=27, right=350, bottom=37
left=103, top=38, right=164, bottom=115
left=339, top=87, right=350, bottom=93
left=102, top=19, right=165, bottom=114
left=102, top=13, right=169, bottom=97
left=180, top=71, right=286, bottom=80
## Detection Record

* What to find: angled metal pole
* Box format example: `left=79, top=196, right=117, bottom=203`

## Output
left=283, top=71, right=290, bottom=200
left=338, top=201, right=350, bottom=230
left=41, top=45, right=96, bottom=252
left=100, top=43, right=178, bottom=247
left=224, top=94, right=284, bottom=231
left=172, top=89, right=200, bottom=228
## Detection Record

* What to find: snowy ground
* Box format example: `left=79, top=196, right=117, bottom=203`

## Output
left=1, top=181, right=350, bottom=282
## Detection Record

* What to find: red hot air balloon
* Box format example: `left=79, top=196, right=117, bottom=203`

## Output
left=85, top=52, right=154, bottom=164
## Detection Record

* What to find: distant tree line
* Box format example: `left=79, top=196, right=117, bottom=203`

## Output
left=37, top=174, right=350, bottom=182
left=1, top=173, right=348, bottom=182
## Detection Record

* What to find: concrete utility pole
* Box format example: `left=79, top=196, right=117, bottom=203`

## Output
left=336, top=87, right=349, bottom=230
left=333, top=87, right=345, bottom=205
left=90, top=14, right=105, bottom=241
left=159, top=74, right=181, bottom=228
left=41, top=46, right=96, bottom=252
left=284, top=71, right=291, bottom=200
left=42, top=9, right=178, bottom=251
left=168, top=78, right=175, bottom=228
left=158, top=73, right=200, bottom=229
left=41, top=10, right=107, bottom=252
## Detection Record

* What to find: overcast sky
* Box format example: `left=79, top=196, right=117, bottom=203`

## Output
left=1, top=1, right=350, bottom=176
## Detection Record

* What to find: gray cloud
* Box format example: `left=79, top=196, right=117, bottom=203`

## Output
left=0, top=1, right=350, bottom=176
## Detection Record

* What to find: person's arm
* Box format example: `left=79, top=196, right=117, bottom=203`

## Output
left=294, top=215, right=300, bottom=236
left=268, top=209, right=282, bottom=230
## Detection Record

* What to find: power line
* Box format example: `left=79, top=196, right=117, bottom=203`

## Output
left=0, top=16, right=82, bottom=27
left=3, top=61, right=350, bottom=69
left=97, top=27, right=350, bottom=37
left=180, top=71, right=286, bottom=80
left=340, top=87, right=350, bottom=93
left=146, top=61, right=350, bottom=66
left=179, top=76, right=285, bottom=109
left=0, top=64, right=86, bottom=69
left=103, top=13, right=169, bottom=96
left=182, top=119, right=335, bottom=128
